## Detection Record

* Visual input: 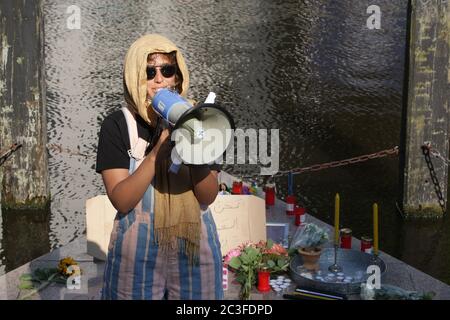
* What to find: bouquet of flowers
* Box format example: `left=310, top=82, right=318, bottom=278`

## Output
left=224, top=239, right=290, bottom=299
left=17, top=256, right=81, bottom=300
left=257, top=239, right=290, bottom=273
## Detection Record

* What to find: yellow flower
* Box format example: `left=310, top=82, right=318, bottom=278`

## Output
left=57, top=257, right=79, bottom=277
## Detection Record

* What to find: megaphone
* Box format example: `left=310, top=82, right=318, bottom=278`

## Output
left=151, top=88, right=235, bottom=165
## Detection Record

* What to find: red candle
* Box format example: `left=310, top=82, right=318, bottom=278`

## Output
left=286, top=195, right=296, bottom=215
left=265, top=183, right=275, bottom=206
left=232, top=181, right=243, bottom=194
left=340, top=228, right=352, bottom=249
left=361, top=236, right=373, bottom=254
left=294, top=206, right=306, bottom=226
left=257, top=270, right=271, bottom=292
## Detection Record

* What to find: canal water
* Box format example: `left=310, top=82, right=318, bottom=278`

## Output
left=1, top=0, right=449, bottom=286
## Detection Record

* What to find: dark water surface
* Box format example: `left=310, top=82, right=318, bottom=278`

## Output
left=1, top=0, right=449, bottom=286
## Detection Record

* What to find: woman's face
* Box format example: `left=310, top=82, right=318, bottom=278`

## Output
left=146, top=53, right=177, bottom=99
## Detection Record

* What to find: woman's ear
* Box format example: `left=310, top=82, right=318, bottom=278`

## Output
left=176, top=76, right=183, bottom=94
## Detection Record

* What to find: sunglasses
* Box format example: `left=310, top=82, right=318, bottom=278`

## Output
left=146, top=64, right=177, bottom=80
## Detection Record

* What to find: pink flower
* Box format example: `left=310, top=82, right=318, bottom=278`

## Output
left=240, top=241, right=256, bottom=250
left=224, top=248, right=241, bottom=265
left=256, top=240, right=267, bottom=249
left=266, top=243, right=288, bottom=256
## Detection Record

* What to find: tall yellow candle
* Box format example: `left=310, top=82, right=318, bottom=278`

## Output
left=373, top=203, right=379, bottom=255
left=334, top=193, right=340, bottom=245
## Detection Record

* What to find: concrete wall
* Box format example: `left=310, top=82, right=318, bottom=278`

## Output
left=400, top=0, right=450, bottom=217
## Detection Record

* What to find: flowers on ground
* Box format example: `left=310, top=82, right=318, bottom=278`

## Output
left=57, top=257, right=79, bottom=277
left=257, top=240, right=290, bottom=273
left=17, top=256, right=81, bottom=300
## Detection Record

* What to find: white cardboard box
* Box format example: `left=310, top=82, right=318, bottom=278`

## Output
left=209, top=195, right=266, bottom=257
left=86, top=195, right=116, bottom=261
left=85, top=194, right=266, bottom=260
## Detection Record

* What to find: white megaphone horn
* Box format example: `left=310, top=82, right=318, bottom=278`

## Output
left=151, top=88, right=235, bottom=166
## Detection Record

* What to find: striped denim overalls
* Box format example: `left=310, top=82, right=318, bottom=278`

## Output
left=101, top=107, right=224, bottom=300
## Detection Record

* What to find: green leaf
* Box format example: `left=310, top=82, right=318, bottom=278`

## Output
left=277, top=258, right=286, bottom=267
left=229, top=257, right=241, bottom=269
left=19, top=274, right=33, bottom=281
left=267, top=260, right=276, bottom=268
left=52, top=276, right=68, bottom=284
left=240, top=252, right=251, bottom=264
left=422, top=292, right=436, bottom=300
left=288, top=248, right=297, bottom=256
left=19, top=281, right=35, bottom=290
left=34, top=268, right=50, bottom=280
left=33, top=268, right=59, bottom=281
left=245, top=248, right=258, bottom=260
left=236, top=273, right=246, bottom=284
left=267, top=239, right=274, bottom=249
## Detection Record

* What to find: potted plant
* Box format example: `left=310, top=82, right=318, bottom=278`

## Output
left=291, top=223, right=329, bottom=271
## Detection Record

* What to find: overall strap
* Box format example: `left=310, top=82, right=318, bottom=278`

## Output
left=121, top=106, right=149, bottom=161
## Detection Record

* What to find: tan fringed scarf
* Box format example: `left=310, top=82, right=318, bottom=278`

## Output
left=123, top=34, right=201, bottom=264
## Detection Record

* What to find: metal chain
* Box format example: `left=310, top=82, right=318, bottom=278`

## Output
left=421, top=144, right=446, bottom=214
left=427, top=144, right=450, bottom=167
left=46, top=143, right=91, bottom=158
left=1, top=143, right=90, bottom=167
left=1, top=143, right=91, bottom=166
left=266, top=146, right=399, bottom=178
left=0, top=143, right=22, bottom=166
left=2, top=143, right=401, bottom=177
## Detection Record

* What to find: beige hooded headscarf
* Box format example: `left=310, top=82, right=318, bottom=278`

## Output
left=123, top=34, right=201, bottom=263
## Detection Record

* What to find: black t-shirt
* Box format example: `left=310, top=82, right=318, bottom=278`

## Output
left=96, top=109, right=222, bottom=173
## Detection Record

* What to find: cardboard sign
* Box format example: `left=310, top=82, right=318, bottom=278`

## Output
left=210, top=195, right=266, bottom=257
left=85, top=193, right=267, bottom=260
left=85, top=195, right=116, bottom=261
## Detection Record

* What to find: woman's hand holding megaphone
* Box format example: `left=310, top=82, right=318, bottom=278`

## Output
left=148, top=128, right=171, bottom=162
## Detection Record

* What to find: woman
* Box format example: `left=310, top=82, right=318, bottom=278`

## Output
left=96, top=34, right=223, bottom=300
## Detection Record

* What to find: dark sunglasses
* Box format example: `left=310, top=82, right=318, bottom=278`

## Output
left=146, top=64, right=177, bottom=80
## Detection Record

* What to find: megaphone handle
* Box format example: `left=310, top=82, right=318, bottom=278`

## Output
left=160, top=118, right=171, bottom=130
left=160, top=118, right=174, bottom=146
left=169, top=162, right=181, bottom=174
left=168, top=147, right=183, bottom=174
